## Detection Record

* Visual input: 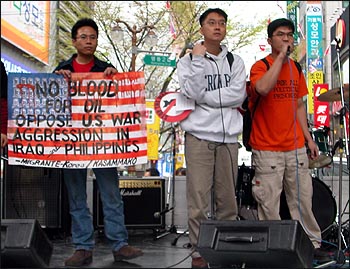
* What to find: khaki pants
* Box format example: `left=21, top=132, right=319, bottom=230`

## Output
left=251, top=148, right=322, bottom=248
left=185, top=133, right=239, bottom=256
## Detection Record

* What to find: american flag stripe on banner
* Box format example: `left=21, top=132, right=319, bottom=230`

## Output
left=7, top=72, right=148, bottom=168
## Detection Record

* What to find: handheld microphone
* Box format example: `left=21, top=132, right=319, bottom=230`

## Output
left=286, top=46, right=291, bottom=56
left=153, top=207, right=174, bottom=218
left=186, top=43, right=194, bottom=49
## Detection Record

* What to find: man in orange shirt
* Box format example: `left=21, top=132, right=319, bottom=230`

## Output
left=248, top=18, right=331, bottom=263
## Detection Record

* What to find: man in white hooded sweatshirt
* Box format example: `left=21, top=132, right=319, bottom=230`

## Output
left=177, top=8, right=247, bottom=268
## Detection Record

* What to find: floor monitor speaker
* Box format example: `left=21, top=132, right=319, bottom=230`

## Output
left=1, top=219, right=53, bottom=268
left=197, top=219, right=314, bottom=268
left=3, top=165, right=64, bottom=228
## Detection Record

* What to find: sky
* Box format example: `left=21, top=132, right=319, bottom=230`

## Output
left=220, top=1, right=288, bottom=73
left=110, top=1, right=288, bottom=74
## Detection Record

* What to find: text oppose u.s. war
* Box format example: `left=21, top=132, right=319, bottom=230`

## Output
left=7, top=72, right=148, bottom=168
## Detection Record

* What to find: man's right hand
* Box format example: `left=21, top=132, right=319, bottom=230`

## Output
left=1, top=133, right=8, bottom=148
left=55, top=69, right=72, bottom=80
left=192, top=41, right=206, bottom=57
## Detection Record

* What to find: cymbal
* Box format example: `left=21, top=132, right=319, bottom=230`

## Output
left=318, top=84, right=349, bottom=102
left=309, top=154, right=332, bottom=169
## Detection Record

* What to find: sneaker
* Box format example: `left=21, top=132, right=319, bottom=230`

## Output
left=64, top=249, right=93, bottom=267
left=314, top=248, right=332, bottom=263
left=113, top=245, right=143, bottom=261
left=191, top=257, right=208, bottom=268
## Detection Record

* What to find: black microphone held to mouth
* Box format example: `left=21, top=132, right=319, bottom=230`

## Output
left=286, top=46, right=291, bottom=56
left=186, top=42, right=194, bottom=49
left=153, top=207, right=174, bottom=218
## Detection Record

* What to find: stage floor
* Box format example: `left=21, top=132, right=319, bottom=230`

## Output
left=46, top=224, right=349, bottom=269
left=1, top=164, right=349, bottom=268
left=41, top=225, right=349, bottom=268
left=48, top=228, right=192, bottom=268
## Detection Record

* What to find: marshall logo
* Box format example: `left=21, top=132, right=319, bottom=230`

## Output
left=120, top=189, right=142, bottom=196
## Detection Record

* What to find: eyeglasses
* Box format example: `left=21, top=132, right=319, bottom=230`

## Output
left=76, top=34, right=97, bottom=41
left=205, top=20, right=226, bottom=27
left=272, top=32, right=294, bottom=39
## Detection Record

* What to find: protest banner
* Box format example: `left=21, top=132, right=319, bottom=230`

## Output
left=7, top=72, right=148, bottom=168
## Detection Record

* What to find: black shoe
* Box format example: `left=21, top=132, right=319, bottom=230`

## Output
left=314, top=248, right=332, bottom=263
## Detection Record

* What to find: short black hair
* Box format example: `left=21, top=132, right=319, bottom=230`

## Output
left=71, top=18, right=98, bottom=39
left=199, top=8, right=228, bottom=26
left=145, top=167, right=160, bottom=176
left=267, top=18, right=295, bottom=38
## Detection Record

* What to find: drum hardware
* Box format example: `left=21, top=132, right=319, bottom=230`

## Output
left=279, top=176, right=337, bottom=233
left=236, top=164, right=259, bottom=221
left=236, top=164, right=256, bottom=211
left=236, top=168, right=337, bottom=229
left=317, top=38, right=350, bottom=265
left=308, top=127, right=333, bottom=169
left=317, top=83, right=349, bottom=102
left=322, top=203, right=349, bottom=252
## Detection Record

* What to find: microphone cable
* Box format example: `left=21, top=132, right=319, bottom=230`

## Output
left=286, top=57, right=304, bottom=233
left=287, top=58, right=328, bottom=249
left=203, top=53, right=238, bottom=219
left=207, top=140, right=238, bottom=220
left=287, top=57, right=312, bottom=242
left=204, top=53, right=226, bottom=143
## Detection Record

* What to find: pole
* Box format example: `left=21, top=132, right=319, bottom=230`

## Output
left=114, top=19, right=155, bottom=175
left=114, top=19, right=154, bottom=72
left=333, top=40, right=347, bottom=265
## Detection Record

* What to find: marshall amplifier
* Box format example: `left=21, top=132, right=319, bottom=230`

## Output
left=93, top=177, right=165, bottom=229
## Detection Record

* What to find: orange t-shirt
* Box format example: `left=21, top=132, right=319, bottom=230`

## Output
left=248, top=55, right=308, bottom=151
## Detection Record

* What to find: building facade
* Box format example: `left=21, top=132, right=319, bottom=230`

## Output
left=1, top=1, right=92, bottom=73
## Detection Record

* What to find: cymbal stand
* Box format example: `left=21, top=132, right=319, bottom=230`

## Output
left=331, top=38, right=349, bottom=264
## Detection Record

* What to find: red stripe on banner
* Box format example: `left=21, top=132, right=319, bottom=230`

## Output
left=71, top=97, right=145, bottom=106
left=8, top=136, right=147, bottom=148
left=8, top=149, right=148, bottom=161
left=70, top=111, right=146, bottom=121
left=7, top=72, right=148, bottom=168
left=8, top=125, right=143, bottom=134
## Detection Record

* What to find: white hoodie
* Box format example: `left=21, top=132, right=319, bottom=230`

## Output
left=177, top=45, right=247, bottom=143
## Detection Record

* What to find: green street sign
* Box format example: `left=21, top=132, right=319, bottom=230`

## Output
left=143, top=54, right=176, bottom=67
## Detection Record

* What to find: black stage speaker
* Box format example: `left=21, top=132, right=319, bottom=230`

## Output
left=93, top=177, right=165, bottom=229
left=1, top=219, right=53, bottom=268
left=3, top=165, right=65, bottom=228
left=198, top=219, right=314, bottom=268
